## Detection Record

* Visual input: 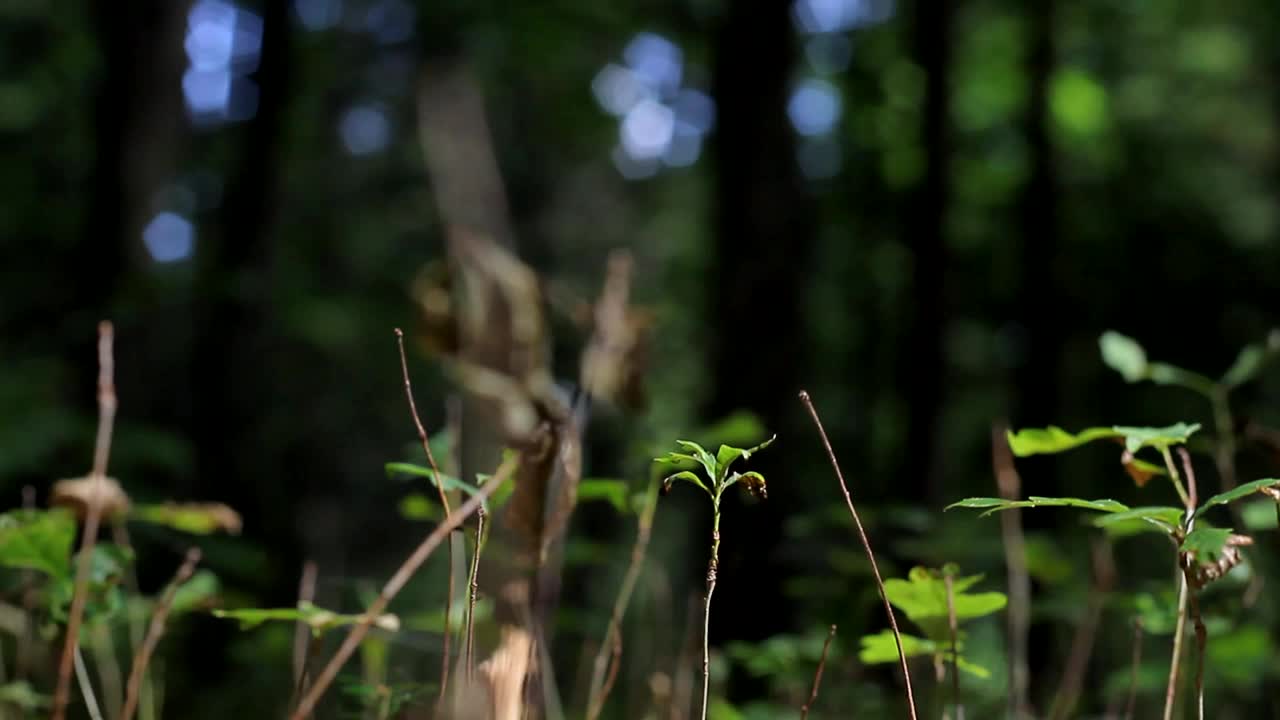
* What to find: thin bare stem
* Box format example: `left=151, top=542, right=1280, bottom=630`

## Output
left=1184, top=582, right=1205, bottom=720
left=1120, top=619, right=1144, bottom=720
left=586, top=478, right=659, bottom=720
left=944, top=576, right=962, bottom=720
left=1161, top=446, right=1197, bottom=720
left=992, top=424, right=1030, bottom=718
left=292, top=561, right=319, bottom=687
left=1049, top=539, right=1114, bottom=720
left=697, top=502, right=722, bottom=720
left=121, top=549, right=201, bottom=720
left=464, top=505, right=486, bottom=683
left=799, top=390, right=918, bottom=720
left=799, top=625, right=836, bottom=720
left=74, top=645, right=105, bottom=720
left=291, top=454, right=518, bottom=720
left=393, top=327, right=455, bottom=703
left=54, top=321, right=118, bottom=720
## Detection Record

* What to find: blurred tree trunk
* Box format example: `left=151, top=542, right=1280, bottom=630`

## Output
left=74, top=0, right=188, bottom=396
left=191, top=0, right=294, bottom=592
left=902, top=1, right=953, bottom=504
left=1015, top=1, right=1061, bottom=432
left=706, top=0, right=814, bottom=649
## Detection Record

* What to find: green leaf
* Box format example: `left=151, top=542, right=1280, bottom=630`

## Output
left=1092, top=506, right=1184, bottom=536
left=212, top=601, right=400, bottom=638
left=661, top=470, right=709, bottom=497
left=0, top=509, right=75, bottom=579
left=0, top=681, right=49, bottom=710
left=170, top=570, right=220, bottom=614
left=1220, top=344, right=1267, bottom=388
left=882, top=567, right=1007, bottom=642
left=1195, top=478, right=1280, bottom=519
left=578, top=478, right=630, bottom=513
left=49, top=544, right=134, bottom=626
left=946, top=496, right=1129, bottom=517
left=955, top=656, right=992, bottom=679
left=1005, top=426, right=1121, bottom=456
left=398, top=493, right=440, bottom=521
left=714, top=434, right=776, bottom=480
left=695, top=411, right=767, bottom=448
left=1100, top=331, right=1148, bottom=382
left=130, top=503, right=241, bottom=535
left=858, top=630, right=937, bottom=664
left=1113, top=423, right=1201, bottom=453
left=1180, top=527, right=1235, bottom=562
left=384, top=463, right=481, bottom=496
left=674, top=440, right=718, bottom=480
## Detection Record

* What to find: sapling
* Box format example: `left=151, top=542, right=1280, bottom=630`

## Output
left=654, top=434, right=774, bottom=720
left=949, top=421, right=1279, bottom=718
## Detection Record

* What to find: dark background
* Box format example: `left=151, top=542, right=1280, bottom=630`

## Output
left=3, top=0, right=1280, bottom=717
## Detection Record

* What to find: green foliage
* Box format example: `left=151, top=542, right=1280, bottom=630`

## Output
left=48, top=543, right=133, bottom=626
left=1180, top=527, right=1236, bottom=562
left=130, top=503, right=241, bottom=535
left=339, top=679, right=433, bottom=719
left=947, top=496, right=1130, bottom=517
left=212, top=601, right=400, bottom=638
left=0, top=508, right=75, bottom=579
left=860, top=565, right=1005, bottom=680
left=170, top=570, right=221, bottom=614
left=654, top=435, right=775, bottom=501
left=0, top=681, right=49, bottom=711
left=1195, top=478, right=1280, bottom=519
left=1004, top=423, right=1199, bottom=456
left=577, top=478, right=631, bottom=513
left=1091, top=506, right=1185, bottom=536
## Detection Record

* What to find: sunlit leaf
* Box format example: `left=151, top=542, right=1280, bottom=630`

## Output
left=1113, top=423, right=1201, bottom=453
left=1195, top=478, right=1280, bottom=519
left=858, top=630, right=937, bottom=664
left=1099, top=331, right=1147, bottom=382
left=0, top=509, right=75, bottom=579
left=398, top=493, right=439, bottom=521
left=384, top=463, right=481, bottom=495
left=170, top=570, right=220, bottom=614
left=674, top=440, right=717, bottom=480
left=1091, top=506, right=1183, bottom=536
left=947, top=496, right=1129, bottom=517
left=577, top=478, right=630, bottom=513
left=661, top=470, right=708, bottom=497
left=1005, top=426, right=1120, bottom=456
left=714, top=435, right=776, bottom=479
left=696, top=411, right=766, bottom=448
left=954, top=656, right=991, bottom=679
left=212, top=601, right=400, bottom=638
left=131, top=502, right=242, bottom=535
left=882, top=566, right=1006, bottom=642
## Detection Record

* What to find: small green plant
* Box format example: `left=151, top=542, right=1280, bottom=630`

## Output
left=859, top=563, right=1006, bottom=718
left=949, top=332, right=1280, bottom=719
left=655, top=434, right=774, bottom=720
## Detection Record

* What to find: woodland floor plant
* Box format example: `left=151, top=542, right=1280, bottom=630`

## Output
left=949, top=329, right=1280, bottom=719
left=655, top=434, right=774, bottom=720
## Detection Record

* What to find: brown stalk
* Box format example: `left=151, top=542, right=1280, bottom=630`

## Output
left=991, top=423, right=1030, bottom=718
left=1161, top=446, right=1195, bottom=720
left=393, top=327, right=455, bottom=703
left=586, top=478, right=659, bottom=720
left=120, top=548, right=201, bottom=720
left=1049, top=539, right=1114, bottom=720
left=292, top=561, right=319, bottom=688
left=944, top=576, right=962, bottom=720
left=463, top=504, right=486, bottom=682
left=1117, top=618, right=1144, bottom=720
left=291, top=454, right=518, bottom=720
left=1177, top=448, right=1206, bottom=720
left=53, top=321, right=118, bottom=720
left=798, top=390, right=918, bottom=720
left=799, top=624, right=836, bottom=720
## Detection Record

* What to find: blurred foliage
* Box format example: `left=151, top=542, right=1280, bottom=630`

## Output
left=2, top=0, right=1280, bottom=717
